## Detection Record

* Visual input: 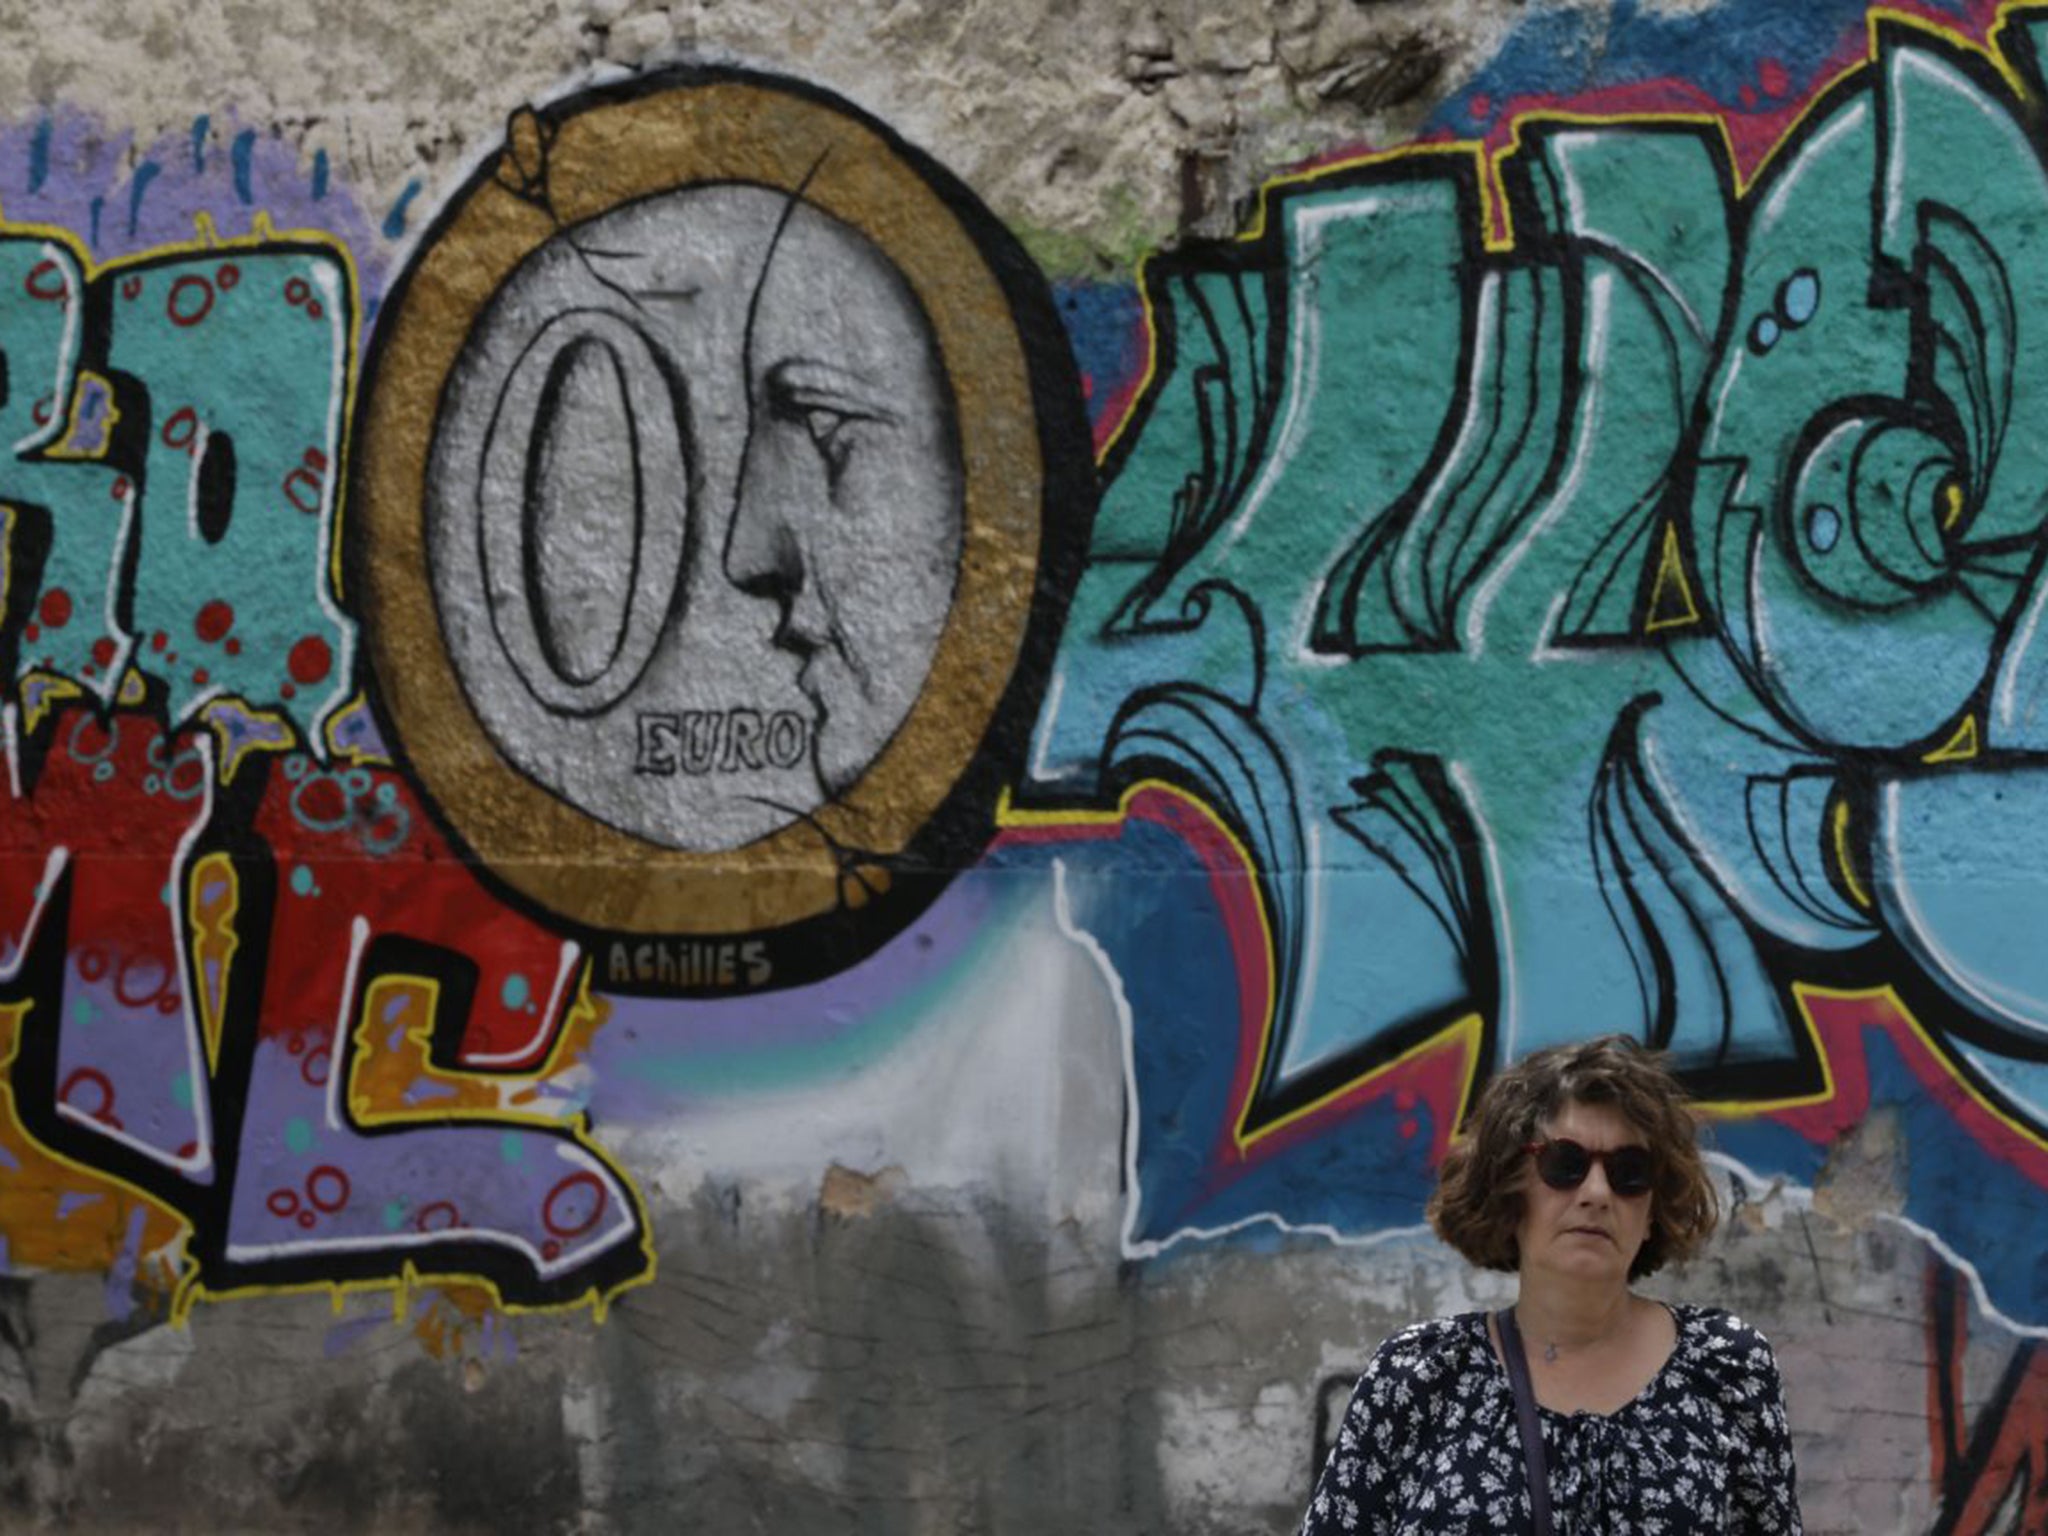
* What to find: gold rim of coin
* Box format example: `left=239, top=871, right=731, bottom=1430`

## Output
left=352, top=75, right=1044, bottom=935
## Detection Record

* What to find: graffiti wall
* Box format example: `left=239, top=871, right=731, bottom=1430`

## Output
left=9, top=1, right=2048, bottom=1531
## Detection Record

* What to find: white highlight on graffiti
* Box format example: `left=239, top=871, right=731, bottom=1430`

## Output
left=306, top=258, right=356, bottom=754
left=1219, top=190, right=1420, bottom=561
left=0, top=847, right=68, bottom=985
left=1550, top=133, right=1709, bottom=346
left=1959, top=1039, right=2048, bottom=1140
left=1875, top=781, right=2048, bottom=1037
left=461, top=938, right=584, bottom=1068
left=1701, top=105, right=1867, bottom=501
left=1462, top=269, right=1614, bottom=659
left=1634, top=727, right=1739, bottom=913
left=1887, top=1211, right=2048, bottom=1343
left=321, top=917, right=373, bottom=1132
left=222, top=1141, right=633, bottom=1278
left=1029, top=668, right=1067, bottom=782
left=1293, top=271, right=1507, bottom=664
left=1529, top=592, right=1613, bottom=665
left=133, top=728, right=222, bottom=1181
left=2, top=701, right=21, bottom=805
left=1753, top=100, right=1866, bottom=250
left=180, top=421, right=212, bottom=546
left=11, top=242, right=80, bottom=457
left=174, top=421, right=230, bottom=721
left=93, top=479, right=141, bottom=709
left=1883, top=51, right=1967, bottom=255
left=1288, top=820, right=1330, bottom=1075
left=1448, top=757, right=1518, bottom=1063
left=1052, top=856, right=1433, bottom=1260
left=0, top=706, right=69, bottom=982
left=1993, top=557, right=2048, bottom=745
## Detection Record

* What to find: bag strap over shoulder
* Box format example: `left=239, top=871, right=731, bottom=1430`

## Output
left=1496, top=1308, right=1555, bottom=1536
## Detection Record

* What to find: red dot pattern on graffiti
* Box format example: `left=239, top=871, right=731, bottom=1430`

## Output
left=194, top=600, right=234, bottom=644
left=415, top=1201, right=462, bottom=1233
left=167, top=275, right=215, bottom=328
left=542, top=1171, right=608, bottom=1238
left=264, top=1165, right=352, bottom=1230
left=307, top=1164, right=350, bottom=1212
left=287, top=636, right=332, bottom=685
left=283, top=446, right=328, bottom=515
left=26, top=260, right=69, bottom=301
left=58, top=1066, right=116, bottom=1123
left=250, top=752, right=577, bottom=1065
left=161, top=406, right=199, bottom=453
left=282, top=275, right=325, bottom=321
left=111, top=949, right=177, bottom=1009
left=0, top=702, right=621, bottom=1288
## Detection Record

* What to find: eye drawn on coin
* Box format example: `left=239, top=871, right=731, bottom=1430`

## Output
left=352, top=71, right=1089, bottom=989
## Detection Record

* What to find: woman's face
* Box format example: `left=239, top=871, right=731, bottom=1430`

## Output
left=1513, top=1099, right=1655, bottom=1286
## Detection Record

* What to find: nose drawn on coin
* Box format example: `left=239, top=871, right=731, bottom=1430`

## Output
left=479, top=310, right=690, bottom=717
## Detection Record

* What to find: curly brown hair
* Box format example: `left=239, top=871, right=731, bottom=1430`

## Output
left=1426, top=1034, right=1718, bottom=1281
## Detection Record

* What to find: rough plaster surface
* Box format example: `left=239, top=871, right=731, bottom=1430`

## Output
left=4, top=1183, right=2016, bottom=1534
left=0, top=0, right=1539, bottom=270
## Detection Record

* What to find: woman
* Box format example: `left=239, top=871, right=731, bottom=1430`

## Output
left=1299, top=1035, right=1800, bottom=1534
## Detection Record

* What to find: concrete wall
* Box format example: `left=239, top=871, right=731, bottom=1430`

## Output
left=4, top=1, right=2048, bottom=1531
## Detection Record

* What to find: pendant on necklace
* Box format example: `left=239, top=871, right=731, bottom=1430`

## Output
left=1544, top=1341, right=1559, bottom=1364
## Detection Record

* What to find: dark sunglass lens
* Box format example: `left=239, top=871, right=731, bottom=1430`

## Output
left=1607, top=1147, right=1653, bottom=1195
left=1536, top=1140, right=1591, bottom=1190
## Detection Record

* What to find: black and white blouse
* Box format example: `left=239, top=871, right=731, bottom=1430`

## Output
left=1300, top=1304, right=1801, bottom=1534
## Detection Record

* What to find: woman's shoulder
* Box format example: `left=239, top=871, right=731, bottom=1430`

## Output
left=1365, top=1310, right=1494, bottom=1386
left=1666, top=1303, right=1787, bottom=1392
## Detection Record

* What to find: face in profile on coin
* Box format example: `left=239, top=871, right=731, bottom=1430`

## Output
left=427, top=184, right=962, bottom=851
left=726, top=197, right=963, bottom=799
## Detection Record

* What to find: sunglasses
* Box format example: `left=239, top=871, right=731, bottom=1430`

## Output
left=1522, top=1138, right=1654, bottom=1197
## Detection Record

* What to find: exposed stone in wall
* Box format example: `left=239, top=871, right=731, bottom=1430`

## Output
left=0, top=0, right=1537, bottom=270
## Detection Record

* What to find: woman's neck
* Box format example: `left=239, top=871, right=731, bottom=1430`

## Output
left=1513, top=1275, right=1637, bottom=1355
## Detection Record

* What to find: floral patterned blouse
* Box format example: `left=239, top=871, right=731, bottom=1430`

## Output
left=1300, top=1304, right=1801, bottom=1534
